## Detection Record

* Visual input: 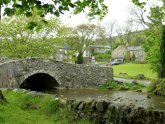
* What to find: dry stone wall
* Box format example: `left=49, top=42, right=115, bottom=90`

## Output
left=67, top=99, right=165, bottom=124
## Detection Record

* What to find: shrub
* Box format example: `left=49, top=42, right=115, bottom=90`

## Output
left=148, top=79, right=165, bottom=96
left=105, top=50, right=111, bottom=55
left=77, top=52, right=84, bottom=64
left=99, top=80, right=145, bottom=90
left=93, top=52, right=111, bottom=61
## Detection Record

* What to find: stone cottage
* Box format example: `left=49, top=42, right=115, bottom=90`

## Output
left=111, top=45, right=146, bottom=62
left=127, top=46, right=146, bottom=62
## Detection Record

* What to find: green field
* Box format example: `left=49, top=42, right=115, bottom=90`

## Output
left=112, top=63, right=157, bottom=80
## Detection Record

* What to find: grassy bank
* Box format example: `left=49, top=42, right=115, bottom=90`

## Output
left=99, top=80, right=145, bottom=91
left=0, top=89, right=92, bottom=124
left=112, top=63, right=157, bottom=80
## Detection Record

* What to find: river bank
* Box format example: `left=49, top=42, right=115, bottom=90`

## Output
left=0, top=88, right=165, bottom=124
left=0, top=89, right=91, bottom=124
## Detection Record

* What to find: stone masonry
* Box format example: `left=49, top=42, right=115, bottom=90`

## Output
left=0, top=58, right=113, bottom=89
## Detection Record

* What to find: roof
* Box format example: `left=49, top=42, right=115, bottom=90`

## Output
left=56, top=44, right=75, bottom=50
left=89, top=45, right=111, bottom=49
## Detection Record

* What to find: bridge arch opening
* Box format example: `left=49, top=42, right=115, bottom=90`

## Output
left=20, top=73, right=59, bottom=91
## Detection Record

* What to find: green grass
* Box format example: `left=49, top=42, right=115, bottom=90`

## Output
left=0, top=89, right=92, bottom=124
left=112, top=63, right=157, bottom=80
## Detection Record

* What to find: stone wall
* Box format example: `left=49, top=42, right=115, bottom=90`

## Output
left=0, top=58, right=113, bottom=89
left=67, top=99, right=165, bottom=124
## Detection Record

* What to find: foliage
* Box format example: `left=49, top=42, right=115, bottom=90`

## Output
left=0, top=90, right=6, bottom=104
left=65, top=50, right=76, bottom=63
left=132, top=0, right=165, bottom=78
left=93, top=52, right=111, bottom=61
left=111, top=30, right=146, bottom=49
left=105, top=50, right=111, bottom=54
left=148, top=79, right=165, bottom=96
left=0, top=89, right=92, bottom=124
left=159, top=25, right=165, bottom=78
left=124, top=51, right=131, bottom=62
left=77, top=51, right=84, bottom=64
left=131, top=53, right=136, bottom=61
left=66, top=23, right=106, bottom=63
left=0, top=16, right=66, bottom=59
left=1, top=0, right=108, bottom=29
left=99, top=80, right=145, bottom=91
left=113, top=63, right=157, bottom=80
left=143, top=27, right=162, bottom=77
left=131, top=0, right=146, bottom=7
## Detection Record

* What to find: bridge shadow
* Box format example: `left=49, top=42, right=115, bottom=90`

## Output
left=20, top=73, right=59, bottom=91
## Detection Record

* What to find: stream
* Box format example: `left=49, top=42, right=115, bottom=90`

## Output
left=41, top=88, right=165, bottom=111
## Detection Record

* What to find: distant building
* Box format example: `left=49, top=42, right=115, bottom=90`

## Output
left=127, top=46, right=146, bottom=62
left=111, top=45, right=146, bottom=62
left=54, top=44, right=76, bottom=63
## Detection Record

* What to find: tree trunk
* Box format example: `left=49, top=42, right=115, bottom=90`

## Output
left=109, top=37, right=113, bottom=51
left=0, top=5, right=1, bottom=27
left=159, top=25, right=165, bottom=78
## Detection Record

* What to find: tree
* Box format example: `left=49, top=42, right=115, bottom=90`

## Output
left=123, top=19, right=133, bottom=46
left=66, top=23, right=105, bottom=64
left=160, top=25, right=165, bottom=78
left=116, top=24, right=125, bottom=46
left=104, top=20, right=116, bottom=50
left=0, top=0, right=108, bottom=29
left=131, top=0, right=165, bottom=78
left=0, top=16, right=66, bottom=58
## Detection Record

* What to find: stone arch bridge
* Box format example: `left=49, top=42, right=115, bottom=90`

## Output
left=0, top=58, right=113, bottom=90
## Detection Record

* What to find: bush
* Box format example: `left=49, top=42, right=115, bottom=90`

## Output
left=99, top=80, right=145, bottom=91
left=77, top=52, right=84, bottom=64
left=148, top=79, right=165, bottom=96
left=93, top=52, right=111, bottom=61
left=105, top=50, right=111, bottom=55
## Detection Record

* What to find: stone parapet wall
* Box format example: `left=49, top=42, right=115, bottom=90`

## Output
left=67, top=99, right=165, bottom=124
left=0, top=58, right=113, bottom=88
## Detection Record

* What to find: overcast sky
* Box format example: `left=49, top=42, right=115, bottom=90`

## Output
left=58, top=0, right=162, bottom=28
left=59, top=0, right=135, bottom=27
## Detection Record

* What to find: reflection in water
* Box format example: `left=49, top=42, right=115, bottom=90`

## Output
left=41, top=89, right=165, bottom=111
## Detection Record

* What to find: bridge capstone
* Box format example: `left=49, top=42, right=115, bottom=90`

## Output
left=0, top=58, right=113, bottom=89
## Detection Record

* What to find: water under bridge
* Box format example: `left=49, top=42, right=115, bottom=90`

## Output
left=0, top=58, right=113, bottom=90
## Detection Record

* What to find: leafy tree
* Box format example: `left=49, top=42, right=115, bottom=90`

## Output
left=66, top=23, right=106, bottom=64
left=116, top=24, right=126, bottom=46
left=77, top=51, right=84, bottom=64
left=0, top=0, right=108, bottom=29
left=0, top=16, right=66, bottom=58
left=160, top=25, right=165, bottom=78
left=131, top=0, right=165, bottom=78
left=123, top=20, right=133, bottom=46
left=104, top=20, right=116, bottom=50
